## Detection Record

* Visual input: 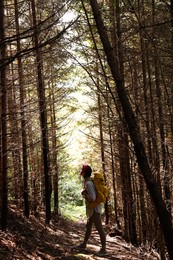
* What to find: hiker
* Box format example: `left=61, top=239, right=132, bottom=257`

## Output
left=75, top=164, right=107, bottom=256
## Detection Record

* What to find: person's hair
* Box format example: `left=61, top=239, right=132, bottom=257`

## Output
left=82, top=165, right=92, bottom=179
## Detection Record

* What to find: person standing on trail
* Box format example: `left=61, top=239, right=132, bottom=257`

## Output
left=75, top=164, right=107, bottom=257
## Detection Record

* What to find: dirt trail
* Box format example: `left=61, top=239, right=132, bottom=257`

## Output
left=63, top=220, right=160, bottom=260
left=0, top=207, right=161, bottom=259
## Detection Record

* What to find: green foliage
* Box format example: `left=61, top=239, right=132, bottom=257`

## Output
left=59, top=169, right=85, bottom=219
left=61, top=204, right=86, bottom=221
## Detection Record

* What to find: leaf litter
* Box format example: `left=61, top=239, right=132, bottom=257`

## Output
left=0, top=205, right=161, bottom=259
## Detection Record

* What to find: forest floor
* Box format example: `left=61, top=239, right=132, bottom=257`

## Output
left=0, top=205, right=162, bottom=260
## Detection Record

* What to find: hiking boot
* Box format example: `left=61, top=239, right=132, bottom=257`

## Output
left=96, top=248, right=108, bottom=256
left=74, top=242, right=86, bottom=250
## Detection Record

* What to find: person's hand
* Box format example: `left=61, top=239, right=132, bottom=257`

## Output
left=81, top=189, right=88, bottom=197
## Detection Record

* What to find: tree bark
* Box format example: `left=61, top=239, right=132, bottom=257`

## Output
left=0, top=0, right=8, bottom=230
left=170, top=0, right=173, bottom=134
left=48, top=81, right=59, bottom=215
left=31, top=0, right=52, bottom=224
left=89, top=1, right=173, bottom=258
left=118, top=127, right=138, bottom=245
left=14, top=0, right=30, bottom=218
left=153, top=0, right=171, bottom=215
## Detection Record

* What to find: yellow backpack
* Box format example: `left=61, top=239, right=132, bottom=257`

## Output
left=89, top=172, right=109, bottom=209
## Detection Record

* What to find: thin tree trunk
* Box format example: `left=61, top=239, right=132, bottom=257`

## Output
left=151, top=0, right=171, bottom=217
left=89, top=1, right=173, bottom=258
left=138, top=174, right=147, bottom=243
left=155, top=54, right=171, bottom=212
left=31, top=0, right=52, bottom=224
left=7, top=58, right=22, bottom=204
left=107, top=108, right=119, bottom=227
left=48, top=80, right=59, bottom=215
left=118, top=127, right=138, bottom=245
left=0, top=0, right=8, bottom=230
left=97, top=82, right=109, bottom=224
left=170, top=0, right=173, bottom=134
left=14, top=0, right=30, bottom=218
left=145, top=46, right=161, bottom=187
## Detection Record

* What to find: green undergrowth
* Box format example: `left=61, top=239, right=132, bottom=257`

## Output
left=60, top=204, right=86, bottom=221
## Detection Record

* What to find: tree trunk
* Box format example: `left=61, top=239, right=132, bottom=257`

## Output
left=0, top=0, right=8, bottom=230
left=138, top=174, right=147, bottom=243
left=48, top=81, right=59, bottom=215
left=170, top=0, right=173, bottom=134
left=118, top=127, right=138, bottom=245
left=95, top=62, right=109, bottom=224
left=7, top=57, right=22, bottom=205
left=31, top=0, right=52, bottom=224
left=89, top=1, right=173, bottom=258
left=14, top=0, right=30, bottom=218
